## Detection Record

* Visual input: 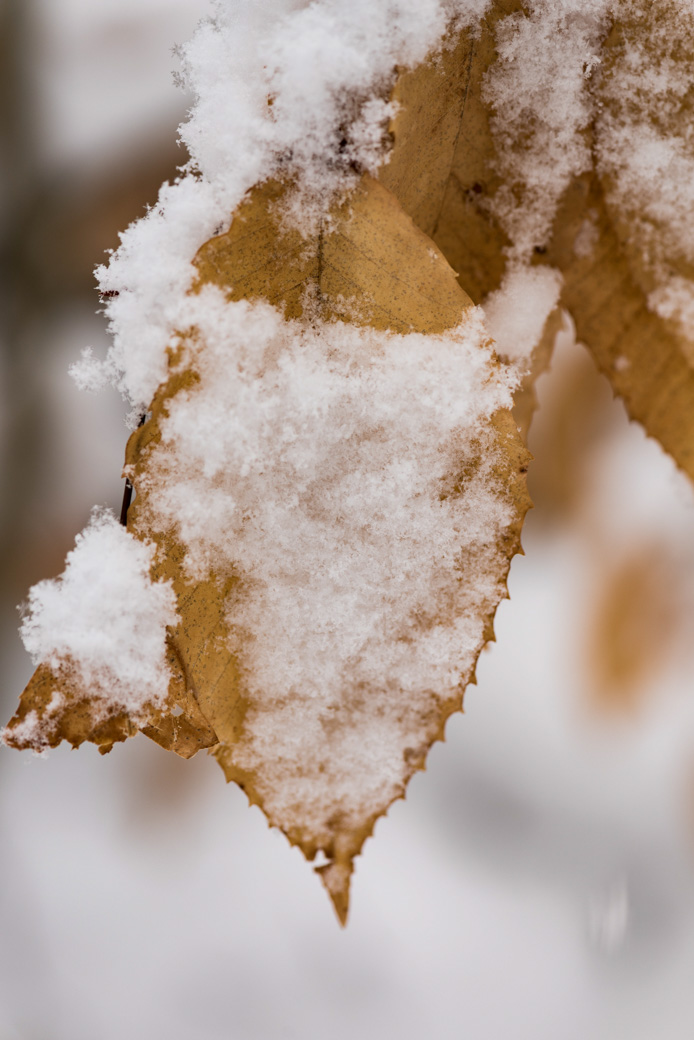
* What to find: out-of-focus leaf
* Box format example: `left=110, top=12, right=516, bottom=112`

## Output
left=586, top=546, right=680, bottom=715
left=543, top=171, right=694, bottom=481
left=414, top=0, right=694, bottom=472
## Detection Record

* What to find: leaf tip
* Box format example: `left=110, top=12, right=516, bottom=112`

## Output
left=315, top=858, right=353, bottom=927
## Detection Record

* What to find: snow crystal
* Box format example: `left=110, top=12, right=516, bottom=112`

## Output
left=69, top=346, right=115, bottom=392
left=138, top=292, right=517, bottom=830
left=482, top=265, right=562, bottom=365
left=19, top=511, right=178, bottom=717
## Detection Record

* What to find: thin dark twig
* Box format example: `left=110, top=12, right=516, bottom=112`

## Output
left=120, top=414, right=146, bottom=526
left=119, top=479, right=134, bottom=526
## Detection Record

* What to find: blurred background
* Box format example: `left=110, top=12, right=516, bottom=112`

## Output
left=2, top=2, right=694, bottom=1037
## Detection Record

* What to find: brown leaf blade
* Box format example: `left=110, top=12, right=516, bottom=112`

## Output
left=126, top=172, right=530, bottom=922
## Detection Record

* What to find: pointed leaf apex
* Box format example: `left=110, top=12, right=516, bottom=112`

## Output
left=315, top=859, right=353, bottom=927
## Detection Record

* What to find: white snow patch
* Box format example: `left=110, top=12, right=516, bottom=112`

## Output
left=482, top=265, right=562, bottom=366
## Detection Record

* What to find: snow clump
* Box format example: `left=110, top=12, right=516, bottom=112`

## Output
left=18, top=511, right=178, bottom=718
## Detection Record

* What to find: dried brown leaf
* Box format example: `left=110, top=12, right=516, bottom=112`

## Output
left=129, top=171, right=530, bottom=922
left=5, top=166, right=530, bottom=923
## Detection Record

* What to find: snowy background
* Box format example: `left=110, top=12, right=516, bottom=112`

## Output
left=3, top=2, right=694, bottom=1038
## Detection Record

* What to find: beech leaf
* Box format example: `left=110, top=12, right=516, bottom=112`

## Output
left=5, top=167, right=530, bottom=923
